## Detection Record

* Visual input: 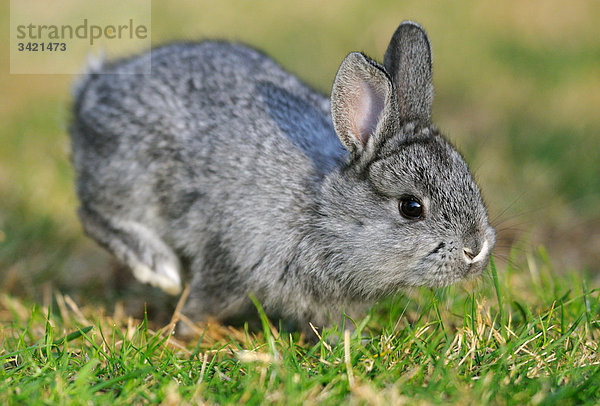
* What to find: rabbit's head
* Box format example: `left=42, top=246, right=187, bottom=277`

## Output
left=320, top=21, right=495, bottom=298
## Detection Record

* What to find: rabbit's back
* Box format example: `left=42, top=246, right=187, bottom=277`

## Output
left=72, top=41, right=345, bottom=235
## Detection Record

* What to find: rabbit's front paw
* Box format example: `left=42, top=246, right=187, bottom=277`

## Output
left=78, top=206, right=182, bottom=295
left=130, top=259, right=181, bottom=295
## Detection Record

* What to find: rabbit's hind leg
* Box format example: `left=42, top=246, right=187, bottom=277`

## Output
left=78, top=205, right=182, bottom=295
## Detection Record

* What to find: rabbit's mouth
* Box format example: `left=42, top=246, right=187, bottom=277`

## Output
left=414, top=227, right=495, bottom=288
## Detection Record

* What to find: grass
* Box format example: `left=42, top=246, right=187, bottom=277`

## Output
left=1, top=250, right=599, bottom=404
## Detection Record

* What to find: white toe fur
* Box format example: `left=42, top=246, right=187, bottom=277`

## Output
left=131, top=262, right=182, bottom=295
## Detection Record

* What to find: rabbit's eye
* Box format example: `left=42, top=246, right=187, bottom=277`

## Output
left=399, top=197, right=423, bottom=220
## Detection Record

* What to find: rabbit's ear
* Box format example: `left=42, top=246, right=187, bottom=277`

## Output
left=331, top=52, right=394, bottom=154
left=383, top=21, right=433, bottom=122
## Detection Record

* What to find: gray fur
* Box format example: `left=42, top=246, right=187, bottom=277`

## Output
left=70, top=21, right=495, bottom=334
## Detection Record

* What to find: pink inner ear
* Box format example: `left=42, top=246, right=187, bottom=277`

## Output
left=352, top=80, right=386, bottom=145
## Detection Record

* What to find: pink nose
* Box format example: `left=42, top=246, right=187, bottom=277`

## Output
left=463, top=239, right=489, bottom=263
left=463, top=247, right=476, bottom=261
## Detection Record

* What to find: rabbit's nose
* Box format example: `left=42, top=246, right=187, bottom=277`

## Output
left=463, top=239, right=489, bottom=264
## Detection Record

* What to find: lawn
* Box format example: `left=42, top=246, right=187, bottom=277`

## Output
left=1, top=0, right=599, bottom=404
left=1, top=254, right=599, bottom=404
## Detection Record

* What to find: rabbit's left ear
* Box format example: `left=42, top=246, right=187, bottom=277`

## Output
left=384, top=21, right=433, bottom=122
left=330, top=52, right=395, bottom=154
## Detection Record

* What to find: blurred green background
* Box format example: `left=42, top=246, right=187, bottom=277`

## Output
left=1, top=0, right=599, bottom=314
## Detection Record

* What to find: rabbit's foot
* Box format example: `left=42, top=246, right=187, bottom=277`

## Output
left=78, top=206, right=182, bottom=294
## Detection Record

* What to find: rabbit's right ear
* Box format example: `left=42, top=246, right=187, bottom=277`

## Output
left=383, top=21, right=433, bottom=122
left=331, top=52, right=395, bottom=154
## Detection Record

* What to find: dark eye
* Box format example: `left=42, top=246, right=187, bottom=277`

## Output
left=399, top=197, right=424, bottom=220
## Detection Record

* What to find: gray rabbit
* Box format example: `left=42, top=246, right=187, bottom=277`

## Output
left=70, top=21, right=495, bottom=334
